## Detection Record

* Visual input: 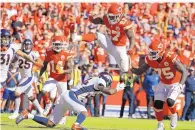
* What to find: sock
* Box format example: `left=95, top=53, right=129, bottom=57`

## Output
left=14, top=97, right=21, bottom=114
left=43, top=92, right=50, bottom=104
left=75, top=113, right=86, bottom=124
left=32, top=99, right=43, bottom=114
left=28, top=113, right=34, bottom=119
left=155, top=110, right=164, bottom=121
left=82, top=33, right=96, bottom=42
left=158, top=121, right=164, bottom=125
left=168, top=105, right=176, bottom=114
left=32, top=115, right=49, bottom=126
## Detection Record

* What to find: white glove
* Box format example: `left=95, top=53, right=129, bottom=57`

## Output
left=116, top=82, right=126, bottom=92
left=178, top=83, right=184, bottom=93
left=72, top=33, right=82, bottom=43
left=68, top=79, right=74, bottom=86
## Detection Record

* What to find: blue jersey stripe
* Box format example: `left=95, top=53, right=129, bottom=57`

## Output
left=74, top=85, right=94, bottom=96
left=18, top=77, right=32, bottom=86
left=69, top=91, right=84, bottom=106
left=44, top=80, right=57, bottom=85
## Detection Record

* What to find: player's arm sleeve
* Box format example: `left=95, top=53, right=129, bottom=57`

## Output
left=91, top=17, right=104, bottom=24
left=97, top=84, right=117, bottom=95
left=39, top=50, right=49, bottom=77
left=131, top=58, right=150, bottom=75
left=89, top=14, right=104, bottom=24
left=39, top=61, right=48, bottom=77
left=174, top=59, right=188, bottom=85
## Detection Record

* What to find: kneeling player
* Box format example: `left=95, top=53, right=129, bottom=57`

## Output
left=16, top=72, right=125, bottom=130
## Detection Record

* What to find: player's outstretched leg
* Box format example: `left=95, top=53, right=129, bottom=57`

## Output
left=16, top=109, right=55, bottom=127
left=71, top=112, right=88, bottom=130
left=16, top=109, right=29, bottom=124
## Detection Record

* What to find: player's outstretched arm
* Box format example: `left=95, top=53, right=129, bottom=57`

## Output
left=97, top=83, right=126, bottom=95
left=131, top=63, right=150, bottom=75
left=174, top=59, right=188, bottom=85
left=72, top=33, right=97, bottom=43
left=16, top=50, right=36, bottom=64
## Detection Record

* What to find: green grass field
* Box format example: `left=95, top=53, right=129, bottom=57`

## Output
left=1, top=114, right=195, bottom=130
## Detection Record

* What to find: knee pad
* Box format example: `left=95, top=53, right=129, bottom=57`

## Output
left=154, top=100, right=164, bottom=110
left=167, top=98, right=175, bottom=107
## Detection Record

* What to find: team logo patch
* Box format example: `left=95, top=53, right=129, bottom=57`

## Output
left=164, top=62, right=169, bottom=66
left=61, top=55, right=65, bottom=60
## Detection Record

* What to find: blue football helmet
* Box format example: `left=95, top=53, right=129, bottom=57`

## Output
left=99, top=72, right=113, bottom=88
left=1, top=29, right=11, bottom=47
left=22, top=39, right=33, bottom=53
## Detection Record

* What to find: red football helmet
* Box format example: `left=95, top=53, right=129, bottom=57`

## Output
left=148, top=37, right=165, bottom=60
left=107, top=3, right=123, bottom=25
left=52, top=36, right=69, bottom=52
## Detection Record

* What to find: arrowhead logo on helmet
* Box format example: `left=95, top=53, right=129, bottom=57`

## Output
left=148, top=37, right=165, bottom=60
left=52, top=36, right=69, bottom=52
left=107, top=4, right=124, bottom=25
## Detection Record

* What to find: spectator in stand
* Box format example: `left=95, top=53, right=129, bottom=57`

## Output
left=0, top=66, right=20, bottom=113
left=142, top=68, right=160, bottom=119
left=181, top=66, right=195, bottom=121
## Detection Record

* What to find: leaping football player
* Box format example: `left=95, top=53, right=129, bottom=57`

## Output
left=72, top=3, right=135, bottom=83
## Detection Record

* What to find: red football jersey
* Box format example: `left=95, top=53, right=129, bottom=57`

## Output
left=145, top=51, right=181, bottom=85
left=45, top=49, right=72, bottom=82
left=103, top=15, right=133, bottom=46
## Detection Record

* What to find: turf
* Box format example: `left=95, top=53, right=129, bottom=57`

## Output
left=1, top=114, right=195, bottom=130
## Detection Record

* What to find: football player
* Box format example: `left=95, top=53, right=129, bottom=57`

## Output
left=72, top=3, right=135, bottom=81
left=39, top=36, right=73, bottom=117
left=16, top=72, right=126, bottom=130
left=130, top=37, right=188, bottom=130
left=0, top=29, right=41, bottom=88
left=8, top=39, right=44, bottom=119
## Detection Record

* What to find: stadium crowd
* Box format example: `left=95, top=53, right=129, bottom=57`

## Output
left=0, top=2, right=195, bottom=122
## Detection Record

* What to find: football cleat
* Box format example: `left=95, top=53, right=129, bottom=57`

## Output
left=156, top=122, right=165, bottom=130
left=170, top=113, right=178, bottom=130
left=58, top=116, right=66, bottom=125
left=8, top=112, right=19, bottom=119
left=15, top=109, right=29, bottom=124
left=71, top=123, right=87, bottom=130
